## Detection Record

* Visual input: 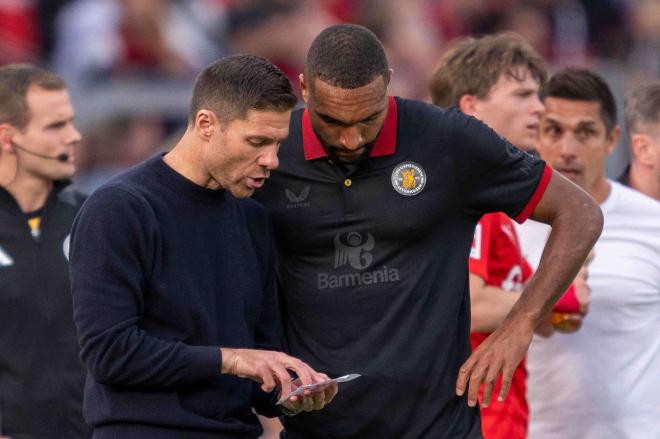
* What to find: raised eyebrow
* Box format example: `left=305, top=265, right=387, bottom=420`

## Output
left=576, top=120, right=598, bottom=130
left=542, top=116, right=563, bottom=127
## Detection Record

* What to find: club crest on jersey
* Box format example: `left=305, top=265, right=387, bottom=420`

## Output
left=391, top=162, right=426, bottom=196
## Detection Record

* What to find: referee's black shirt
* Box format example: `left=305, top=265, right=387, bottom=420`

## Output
left=0, top=182, right=89, bottom=438
left=254, top=97, right=550, bottom=439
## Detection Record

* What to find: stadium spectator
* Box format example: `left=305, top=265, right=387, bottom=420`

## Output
left=620, top=81, right=660, bottom=200
left=0, top=64, right=89, bottom=438
left=52, top=0, right=224, bottom=85
left=527, top=67, right=660, bottom=439
left=625, top=0, right=660, bottom=81
left=359, top=0, right=443, bottom=100
left=0, top=1, right=40, bottom=64
left=429, top=32, right=590, bottom=439
left=69, top=55, right=336, bottom=438
left=227, top=0, right=336, bottom=99
left=253, top=24, right=602, bottom=439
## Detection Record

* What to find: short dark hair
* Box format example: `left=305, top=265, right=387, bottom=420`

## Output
left=544, top=67, right=618, bottom=134
left=304, top=24, right=389, bottom=89
left=624, top=81, right=660, bottom=135
left=0, top=64, right=67, bottom=130
left=430, top=32, right=547, bottom=107
left=189, top=54, right=297, bottom=124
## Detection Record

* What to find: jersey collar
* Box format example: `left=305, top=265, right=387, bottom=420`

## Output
left=302, top=96, right=398, bottom=160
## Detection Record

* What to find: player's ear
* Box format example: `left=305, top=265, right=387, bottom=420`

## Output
left=0, top=124, right=16, bottom=153
left=458, top=95, right=477, bottom=116
left=605, top=125, right=620, bottom=156
left=195, top=110, right=218, bottom=140
left=384, top=69, right=393, bottom=88
left=300, top=74, right=310, bottom=103
left=630, top=133, right=652, bottom=166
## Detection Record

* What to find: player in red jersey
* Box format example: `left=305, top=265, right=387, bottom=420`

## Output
left=469, top=212, right=533, bottom=438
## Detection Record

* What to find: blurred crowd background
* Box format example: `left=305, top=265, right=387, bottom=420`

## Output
left=1, top=0, right=658, bottom=193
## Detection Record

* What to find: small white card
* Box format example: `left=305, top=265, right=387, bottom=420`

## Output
left=276, top=374, right=361, bottom=405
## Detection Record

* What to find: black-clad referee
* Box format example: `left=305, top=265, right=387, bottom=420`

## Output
left=0, top=65, right=88, bottom=438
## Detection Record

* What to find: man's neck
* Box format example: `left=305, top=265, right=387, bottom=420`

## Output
left=4, top=173, right=53, bottom=212
left=629, top=162, right=660, bottom=201
left=163, top=133, right=212, bottom=189
left=589, top=176, right=611, bottom=205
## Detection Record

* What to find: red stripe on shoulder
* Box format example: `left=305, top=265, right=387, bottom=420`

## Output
left=514, top=165, right=552, bottom=224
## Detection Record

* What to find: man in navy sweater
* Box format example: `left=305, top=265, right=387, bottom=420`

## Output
left=69, top=55, right=336, bottom=439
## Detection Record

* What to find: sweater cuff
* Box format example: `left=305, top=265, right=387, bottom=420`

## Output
left=184, top=345, right=222, bottom=379
left=252, top=383, right=282, bottom=418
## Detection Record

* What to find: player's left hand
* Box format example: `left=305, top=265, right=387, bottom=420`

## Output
left=279, top=375, right=338, bottom=414
left=455, top=319, right=534, bottom=408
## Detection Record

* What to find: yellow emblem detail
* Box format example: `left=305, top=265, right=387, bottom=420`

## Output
left=28, top=216, right=41, bottom=233
left=401, top=169, right=416, bottom=189
left=391, top=161, right=426, bottom=196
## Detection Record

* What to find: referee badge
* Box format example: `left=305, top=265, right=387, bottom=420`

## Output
left=391, top=162, right=427, bottom=196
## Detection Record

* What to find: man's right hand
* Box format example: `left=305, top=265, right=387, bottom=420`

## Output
left=220, top=348, right=327, bottom=403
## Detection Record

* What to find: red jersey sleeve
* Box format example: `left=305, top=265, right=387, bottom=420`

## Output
left=469, top=215, right=493, bottom=281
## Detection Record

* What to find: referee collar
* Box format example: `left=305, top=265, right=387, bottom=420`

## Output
left=302, top=96, right=397, bottom=160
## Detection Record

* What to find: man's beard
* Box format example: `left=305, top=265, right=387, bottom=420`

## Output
left=322, top=139, right=373, bottom=164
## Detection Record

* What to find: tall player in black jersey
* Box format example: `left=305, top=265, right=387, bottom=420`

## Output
left=253, top=24, right=603, bottom=439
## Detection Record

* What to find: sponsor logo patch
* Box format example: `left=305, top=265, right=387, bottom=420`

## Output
left=334, top=231, right=374, bottom=270
left=317, top=231, right=400, bottom=290
left=391, top=162, right=426, bottom=196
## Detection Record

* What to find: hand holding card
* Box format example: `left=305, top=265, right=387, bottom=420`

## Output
left=277, top=374, right=361, bottom=405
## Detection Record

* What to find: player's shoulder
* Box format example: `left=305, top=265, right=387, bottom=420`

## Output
left=81, top=164, right=157, bottom=220
left=395, top=96, right=461, bottom=130
left=92, top=155, right=164, bottom=201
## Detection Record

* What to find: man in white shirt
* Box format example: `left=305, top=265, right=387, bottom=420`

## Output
left=526, top=67, right=660, bottom=439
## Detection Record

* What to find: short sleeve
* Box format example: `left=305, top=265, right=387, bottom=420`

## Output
left=447, top=108, right=551, bottom=222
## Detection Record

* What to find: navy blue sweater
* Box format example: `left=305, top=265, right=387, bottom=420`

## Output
left=69, top=155, right=281, bottom=438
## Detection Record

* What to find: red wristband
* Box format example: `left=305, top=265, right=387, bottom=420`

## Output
left=553, top=284, right=581, bottom=313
